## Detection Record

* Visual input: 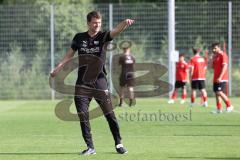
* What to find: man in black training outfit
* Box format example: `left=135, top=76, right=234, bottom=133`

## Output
left=51, top=11, right=134, bottom=155
left=118, top=45, right=136, bottom=107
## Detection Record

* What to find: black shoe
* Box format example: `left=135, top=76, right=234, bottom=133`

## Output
left=118, top=98, right=123, bottom=107
left=129, top=99, right=136, bottom=107
left=129, top=99, right=133, bottom=107
left=81, top=148, right=96, bottom=155
left=116, top=144, right=128, bottom=154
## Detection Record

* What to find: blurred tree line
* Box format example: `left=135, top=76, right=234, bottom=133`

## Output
left=0, top=0, right=239, bottom=99
left=0, top=0, right=93, bottom=99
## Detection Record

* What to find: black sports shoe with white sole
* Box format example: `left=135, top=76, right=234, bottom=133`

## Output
left=81, top=148, right=96, bottom=155
left=116, top=144, right=128, bottom=154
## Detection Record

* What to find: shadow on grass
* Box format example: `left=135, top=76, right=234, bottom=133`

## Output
left=0, top=152, right=78, bottom=155
left=104, top=152, right=121, bottom=155
left=155, top=124, right=240, bottom=127
left=169, top=157, right=240, bottom=159
left=0, top=152, right=123, bottom=156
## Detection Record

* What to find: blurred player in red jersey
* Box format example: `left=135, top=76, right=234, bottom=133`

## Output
left=211, top=42, right=234, bottom=113
left=188, top=48, right=208, bottom=107
left=168, top=53, right=189, bottom=104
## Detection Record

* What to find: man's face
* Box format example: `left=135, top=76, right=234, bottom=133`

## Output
left=88, top=18, right=102, bottom=33
left=123, top=48, right=130, bottom=55
left=179, top=56, right=184, bottom=61
left=212, top=45, right=221, bottom=54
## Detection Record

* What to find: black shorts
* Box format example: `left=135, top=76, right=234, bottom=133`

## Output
left=174, top=81, right=186, bottom=89
left=76, top=76, right=108, bottom=91
left=213, top=82, right=227, bottom=92
left=119, top=73, right=135, bottom=87
left=191, top=80, right=205, bottom=90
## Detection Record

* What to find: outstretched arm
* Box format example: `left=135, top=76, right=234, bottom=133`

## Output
left=110, top=19, right=134, bottom=38
left=50, top=48, right=75, bottom=77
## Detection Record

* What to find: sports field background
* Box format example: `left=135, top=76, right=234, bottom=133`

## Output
left=1, top=1, right=240, bottom=160
left=0, top=98, right=239, bottom=160
left=1, top=2, right=240, bottom=99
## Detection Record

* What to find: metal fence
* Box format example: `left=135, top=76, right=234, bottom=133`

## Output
left=0, top=2, right=239, bottom=99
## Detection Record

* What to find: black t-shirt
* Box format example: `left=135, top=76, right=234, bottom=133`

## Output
left=119, top=54, right=135, bottom=76
left=71, top=31, right=112, bottom=84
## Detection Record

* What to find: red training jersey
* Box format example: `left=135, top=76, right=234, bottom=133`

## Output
left=175, top=61, right=189, bottom=82
left=212, top=52, right=228, bottom=82
left=188, top=55, right=207, bottom=80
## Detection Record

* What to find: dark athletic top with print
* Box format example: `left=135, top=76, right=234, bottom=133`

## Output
left=118, top=54, right=135, bottom=76
left=71, top=31, right=112, bottom=84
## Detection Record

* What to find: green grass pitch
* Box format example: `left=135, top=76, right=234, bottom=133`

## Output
left=0, top=98, right=240, bottom=160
